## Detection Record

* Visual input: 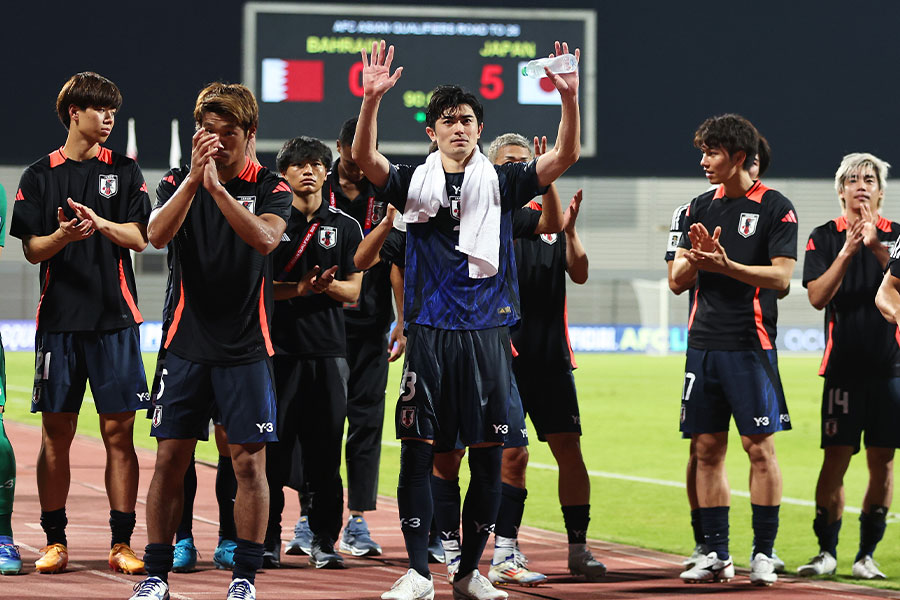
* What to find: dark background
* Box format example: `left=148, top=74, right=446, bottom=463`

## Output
left=5, top=0, right=899, bottom=177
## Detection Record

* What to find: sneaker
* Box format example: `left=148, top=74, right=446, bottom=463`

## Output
left=0, top=544, right=22, bottom=575
left=749, top=553, right=778, bottom=586
left=262, top=538, right=280, bottom=569
left=109, top=542, right=146, bottom=574
left=750, top=545, right=785, bottom=573
left=226, top=577, right=256, bottom=600
left=445, top=549, right=461, bottom=583
left=683, top=544, right=709, bottom=568
left=35, top=543, right=68, bottom=574
left=488, top=552, right=547, bottom=586
left=284, top=516, right=312, bottom=556
left=213, top=539, right=237, bottom=570
left=797, top=551, right=837, bottom=577
left=172, top=537, right=198, bottom=572
left=852, top=555, right=887, bottom=580
left=679, top=551, right=734, bottom=583
left=309, top=536, right=344, bottom=569
left=427, top=536, right=445, bottom=564
left=382, top=568, right=435, bottom=600
left=129, top=576, right=170, bottom=600
left=568, top=545, right=607, bottom=581
left=340, top=516, right=382, bottom=556
left=452, top=569, right=508, bottom=600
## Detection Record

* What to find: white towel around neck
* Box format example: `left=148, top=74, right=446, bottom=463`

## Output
left=403, top=149, right=501, bottom=278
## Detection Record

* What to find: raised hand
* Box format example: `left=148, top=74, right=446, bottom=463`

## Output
left=860, top=202, right=880, bottom=249
left=686, top=226, right=729, bottom=273
left=544, top=40, right=580, bottom=100
left=563, top=189, right=583, bottom=233
left=189, top=127, right=219, bottom=184
left=533, top=135, right=548, bottom=157
left=842, top=215, right=866, bottom=256
left=311, top=265, right=338, bottom=294
left=360, top=40, right=403, bottom=100
left=687, top=222, right=720, bottom=253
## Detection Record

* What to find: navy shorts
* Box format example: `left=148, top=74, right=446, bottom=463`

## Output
left=680, top=348, right=791, bottom=436
left=821, top=376, right=900, bottom=453
left=504, top=375, right=528, bottom=448
left=31, top=327, right=149, bottom=415
left=149, top=352, right=277, bottom=444
left=513, top=362, right=581, bottom=441
left=396, top=324, right=511, bottom=452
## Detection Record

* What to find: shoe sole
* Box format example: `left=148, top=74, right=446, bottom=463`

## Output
left=284, top=543, right=311, bottom=556
left=35, top=563, right=67, bottom=574
left=0, top=567, right=22, bottom=576
left=489, top=577, right=546, bottom=587
left=339, top=541, right=381, bottom=557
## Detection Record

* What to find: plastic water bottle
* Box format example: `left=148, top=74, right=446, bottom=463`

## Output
left=521, top=54, right=578, bottom=78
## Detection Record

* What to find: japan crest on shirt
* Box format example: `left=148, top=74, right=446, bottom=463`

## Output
left=318, top=225, right=337, bottom=249
left=237, top=196, right=256, bottom=213
left=738, top=213, right=759, bottom=238
left=99, top=174, right=118, bottom=198
left=540, top=233, right=558, bottom=245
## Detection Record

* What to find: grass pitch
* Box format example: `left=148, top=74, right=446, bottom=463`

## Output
left=2, top=351, right=896, bottom=589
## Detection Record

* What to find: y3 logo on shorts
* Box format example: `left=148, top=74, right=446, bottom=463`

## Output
left=256, top=422, right=274, bottom=433
left=492, top=424, right=508, bottom=434
left=571, top=415, right=581, bottom=425
left=135, top=392, right=151, bottom=403
left=753, top=416, right=770, bottom=427
left=1, top=478, right=13, bottom=490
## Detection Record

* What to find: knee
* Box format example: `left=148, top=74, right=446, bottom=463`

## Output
left=232, top=447, right=267, bottom=483
left=548, top=434, right=585, bottom=467
left=433, top=448, right=464, bottom=480
left=745, top=442, right=777, bottom=471
left=502, top=447, right=529, bottom=481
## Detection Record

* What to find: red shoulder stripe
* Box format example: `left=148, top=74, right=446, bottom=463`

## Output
left=805, top=238, right=816, bottom=252
left=527, top=199, right=542, bottom=211
left=15, top=188, right=24, bottom=201
left=49, top=147, right=67, bottom=168
left=97, top=146, right=113, bottom=164
left=781, top=209, right=797, bottom=223
left=274, top=181, right=291, bottom=194
left=163, top=174, right=176, bottom=186
left=140, top=182, right=148, bottom=193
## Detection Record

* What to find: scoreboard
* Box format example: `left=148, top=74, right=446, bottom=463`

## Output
left=243, top=3, right=596, bottom=156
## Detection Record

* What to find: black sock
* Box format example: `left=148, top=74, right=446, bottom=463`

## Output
left=690, top=508, right=704, bottom=546
left=458, top=446, right=502, bottom=579
left=699, top=506, right=729, bottom=560
left=110, top=510, right=137, bottom=547
left=233, top=538, right=264, bottom=584
left=751, top=504, right=779, bottom=558
left=216, top=455, right=237, bottom=541
left=856, top=505, right=888, bottom=562
left=143, top=542, right=174, bottom=582
left=40, top=508, right=67, bottom=547
left=561, top=504, right=590, bottom=544
left=494, top=483, right=526, bottom=539
left=813, top=505, right=841, bottom=558
left=430, top=474, right=461, bottom=549
left=397, top=440, right=434, bottom=578
left=176, top=455, right=197, bottom=542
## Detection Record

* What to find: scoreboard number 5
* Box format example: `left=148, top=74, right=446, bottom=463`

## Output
left=480, top=64, right=503, bottom=100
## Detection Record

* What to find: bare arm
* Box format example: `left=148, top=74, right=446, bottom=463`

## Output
left=388, top=263, right=406, bottom=362
left=562, top=189, right=588, bottom=284
left=67, top=198, right=147, bottom=251
left=352, top=41, right=403, bottom=189
left=22, top=206, right=95, bottom=264
left=526, top=136, right=564, bottom=235
left=806, top=219, right=863, bottom=310
left=354, top=206, right=397, bottom=270
left=876, top=271, right=900, bottom=323
left=535, top=41, right=581, bottom=187
left=324, top=271, right=362, bottom=304
left=671, top=247, right=699, bottom=291
left=667, top=260, right=694, bottom=294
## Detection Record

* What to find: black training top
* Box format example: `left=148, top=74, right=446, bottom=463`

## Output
left=271, top=199, right=362, bottom=358
left=12, top=146, right=151, bottom=332
left=156, top=161, right=292, bottom=365
left=807, top=216, right=900, bottom=377
left=510, top=203, right=576, bottom=369
left=324, top=160, right=395, bottom=334
left=678, top=181, right=798, bottom=350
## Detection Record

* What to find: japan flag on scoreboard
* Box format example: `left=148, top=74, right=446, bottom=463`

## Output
left=261, top=58, right=324, bottom=102
left=517, top=61, right=561, bottom=106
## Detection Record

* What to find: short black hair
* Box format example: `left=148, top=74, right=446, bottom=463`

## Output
left=425, top=85, right=484, bottom=130
left=693, top=113, right=759, bottom=170
left=338, top=117, right=357, bottom=146
left=56, top=72, right=122, bottom=129
left=757, top=134, right=771, bottom=178
left=276, top=136, right=333, bottom=173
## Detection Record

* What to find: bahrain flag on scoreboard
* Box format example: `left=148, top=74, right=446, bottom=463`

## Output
left=517, top=61, right=562, bottom=106
left=261, top=58, right=324, bottom=102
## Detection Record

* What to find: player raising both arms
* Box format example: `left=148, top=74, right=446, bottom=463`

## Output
left=352, top=39, right=581, bottom=600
